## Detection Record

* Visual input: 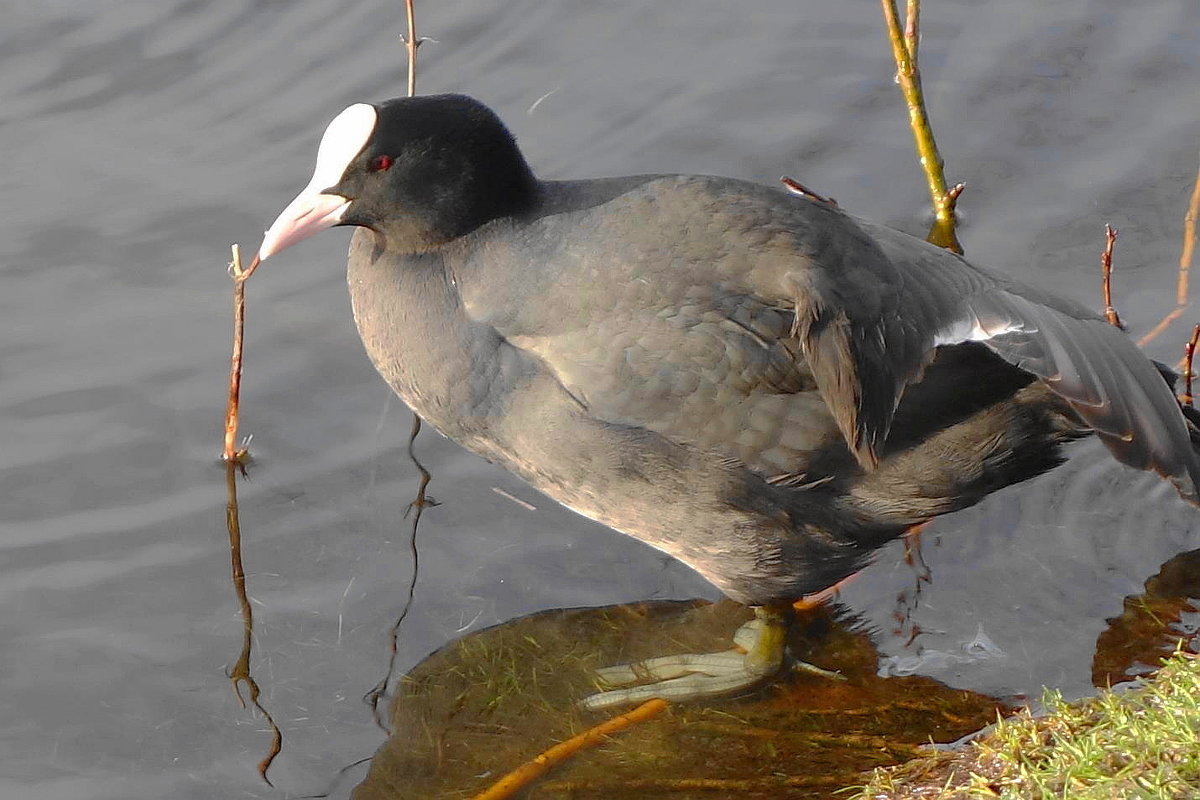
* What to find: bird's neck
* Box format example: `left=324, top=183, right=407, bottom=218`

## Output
left=345, top=229, right=501, bottom=442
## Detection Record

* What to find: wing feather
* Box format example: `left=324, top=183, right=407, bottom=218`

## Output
left=469, top=175, right=1200, bottom=502
left=814, top=214, right=1200, bottom=502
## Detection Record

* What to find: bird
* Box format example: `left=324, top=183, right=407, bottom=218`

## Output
left=254, top=93, right=1200, bottom=708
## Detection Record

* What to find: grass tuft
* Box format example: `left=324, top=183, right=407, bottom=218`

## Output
left=853, top=648, right=1200, bottom=799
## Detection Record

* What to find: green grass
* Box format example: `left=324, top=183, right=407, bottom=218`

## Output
left=853, top=649, right=1200, bottom=799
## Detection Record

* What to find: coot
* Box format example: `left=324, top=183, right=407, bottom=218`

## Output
left=256, top=94, right=1200, bottom=707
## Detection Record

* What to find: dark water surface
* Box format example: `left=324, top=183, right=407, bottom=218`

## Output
left=4, top=1, right=1200, bottom=797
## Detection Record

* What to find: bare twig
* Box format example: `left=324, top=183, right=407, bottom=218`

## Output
left=903, top=0, right=920, bottom=61
left=1184, top=324, right=1200, bottom=407
left=402, top=0, right=421, bottom=97
left=223, top=245, right=261, bottom=463
left=880, top=0, right=963, bottom=254
left=780, top=175, right=838, bottom=207
left=532, top=775, right=847, bottom=796
left=471, top=699, right=668, bottom=800
left=1101, top=225, right=1123, bottom=328
left=1178, top=155, right=1200, bottom=306
left=1139, top=154, right=1200, bottom=347
left=1138, top=307, right=1187, bottom=348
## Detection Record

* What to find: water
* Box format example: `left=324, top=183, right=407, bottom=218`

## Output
left=3, top=1, right=1199, bottom=797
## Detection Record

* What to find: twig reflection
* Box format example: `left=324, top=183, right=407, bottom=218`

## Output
left=223, top=460, right=283, bottom=784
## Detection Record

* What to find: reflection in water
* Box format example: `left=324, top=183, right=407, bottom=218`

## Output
left=1092, top=548, right=1200, bottom=688
left=222, top=461, right=282, bottom=784
left=890, top=527, right=933, bottom=649
left=365, top=413, right=437, bottom=732
left=212, top=414, right=1200, bottom=794
left=217, top=409, right=440, bottom=789
left=352, top=601, right=1008, bottom=799
left=345, top=545, right=1200, bottom=799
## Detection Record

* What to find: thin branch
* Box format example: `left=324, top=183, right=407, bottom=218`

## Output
left=780, top=175, right=838, bottom=207
left=1101, top=224, right=1122, bottom=328
left=1138, top=307, right=1187, bottom=348
left=880, top=0, right=963, bottom=254
left=471, top=699, right=668, bottom=800
left=1184, top=324, right=1200, bottom=407
left=532, top=775, right=847, bottom=795
left=223, top=245, right=261, bottom=463
left=402, top=0, right=421, bottom=97
left=1178, top=155, right=1200, bottom=306
left=1139, top=154, right=1200, bottom=347
left=903, top=0, right=919, bottom=62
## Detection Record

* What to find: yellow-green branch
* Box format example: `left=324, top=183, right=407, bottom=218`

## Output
left=881, top=0, right=963, bottom=253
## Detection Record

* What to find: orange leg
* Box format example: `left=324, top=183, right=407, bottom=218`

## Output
left=793, top=521, right=932, bottom=612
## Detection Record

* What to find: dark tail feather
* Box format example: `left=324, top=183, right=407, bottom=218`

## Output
left=843, top=357, right=1200, bottom=536
left=976, top=293, right=1200, bottom=505
left=841, top=383, right=1089, bottom=533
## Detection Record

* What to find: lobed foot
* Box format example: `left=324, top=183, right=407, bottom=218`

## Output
left=582, top=605, right=800, bottom=710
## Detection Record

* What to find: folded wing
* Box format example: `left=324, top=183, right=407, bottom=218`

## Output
left=792, top=209, right=1200, bottom=503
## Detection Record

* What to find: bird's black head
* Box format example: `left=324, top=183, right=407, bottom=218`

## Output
left=258, top=94, right=538, bottom=261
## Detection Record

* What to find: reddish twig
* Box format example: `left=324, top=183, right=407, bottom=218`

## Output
left=223, top=245, right=261, bottom=464
left=780, top=176, right=838, bottom=207
left=1184, top=324, right=1200, bottom=407
left=1101, top=224, right=1123, bottom=328
left=220, top=245, right=277, bottom=777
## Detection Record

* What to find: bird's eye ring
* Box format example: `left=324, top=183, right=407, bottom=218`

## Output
left=369, top=154, right=393, bottom=172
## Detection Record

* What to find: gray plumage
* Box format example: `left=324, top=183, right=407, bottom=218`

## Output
left=267, top=95, right=1200, bottom=606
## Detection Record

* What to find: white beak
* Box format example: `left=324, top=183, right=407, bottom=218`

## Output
left=256, top=103, right=378, bottom=261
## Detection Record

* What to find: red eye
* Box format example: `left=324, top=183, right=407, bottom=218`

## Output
left=368, top=154, right=393, bottom=172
